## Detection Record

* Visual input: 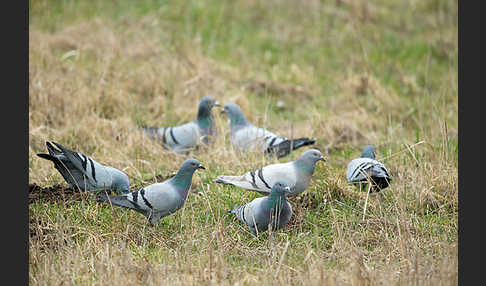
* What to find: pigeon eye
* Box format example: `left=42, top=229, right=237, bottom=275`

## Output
left=191, top=162, right=196, bottom=166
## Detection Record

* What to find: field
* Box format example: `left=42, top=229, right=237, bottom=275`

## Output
left=29, top=0, right=458, bottom=285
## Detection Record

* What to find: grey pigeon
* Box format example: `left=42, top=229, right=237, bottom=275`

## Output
left=346, top=145, right=391, bottom=192
left=97, top=158, right=205, bottom=225
left=215, top=149, right=324, bottom=196
left=37, top=141, right=130, bottom=194
left=229, top=181, right=293, bottom=236
left=142, top=96, right=219, bottom=152
left=221, top=103, right=316, bottom=158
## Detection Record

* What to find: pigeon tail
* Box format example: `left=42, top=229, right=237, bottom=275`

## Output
left=214, top=177, right=231, bottom=185
left=140, top=126, right=160, bottom=137
left=214, top=175, right=257, bottom=190
left=46, top=141, right=63, bottom=155
left=36, top=141, right=64, bottom=162
left=370, top=176, right=391, bottom=192
left=266, top=137, right=317, bottom=158
left=97, top=194, right=142, bottom=211
left=36, top=153, right=56, bottom=162
left=228, top=205, right=241, bottom=214
left=354, top=176, right=391, bottom=193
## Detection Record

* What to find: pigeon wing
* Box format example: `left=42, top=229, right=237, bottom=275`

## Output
left=216, top=162, right=297, bottom=195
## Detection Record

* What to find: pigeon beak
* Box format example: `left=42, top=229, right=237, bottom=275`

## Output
left=318, top=156, right=326, bottom=162
left=197, top=165, right=206, bottom=170
left=214, top=101, right=220, bottom=107
left=220, top=108, right=226, bottom=114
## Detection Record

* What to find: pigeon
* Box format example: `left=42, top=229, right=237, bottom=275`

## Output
left=97, top=158, right=205, bottom=225
left=215, top=149, right=324, bottom=196
left=37, top=141, right=130, bottom=194
left=346, top=145, right=391, bottom=192
left=142, top=96, right=220, bottom=152
left=221, top=103, right=316, bottom=158
left=229, top=181, right=293, bottom=236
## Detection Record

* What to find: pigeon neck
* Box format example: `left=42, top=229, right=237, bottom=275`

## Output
left=294, top=158, right=316, bottom=175
left=265, top=193, right=287, bottom=210
left=229, top=113, right=248, bottom=130
left=171, top=169, right=196, bottom=199
left=361, top=150, right=375, bottom=159
left=197, top=107, right=214, bottom=134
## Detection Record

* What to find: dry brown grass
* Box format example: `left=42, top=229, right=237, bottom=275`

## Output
left=29, top=1, right=457, bottom=285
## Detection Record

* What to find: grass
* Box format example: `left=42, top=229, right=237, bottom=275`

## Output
left=29, top=0, right=457, bottom=285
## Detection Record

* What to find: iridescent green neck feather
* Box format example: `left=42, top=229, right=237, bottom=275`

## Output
left=197, top=106, right=214, bottom=135
left=294, top=158, right=316, bottom=175
left=171, top=169, right=195, bottom=199
left=265, top=192, right=287, bottom=209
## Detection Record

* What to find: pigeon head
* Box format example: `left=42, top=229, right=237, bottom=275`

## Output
left=266, top=181, right=291, bottom=211
left=221, top=103, right=248, bottom=128
left=295, top=149, right=325, bottom=174
left=198, top=96, right=220, bottom=116
left=179, top=158, right=206, bottom=172
left=197, top=96, right=219, bottom=123
left=197, top=96, right=219, bottom=135
left=270, top=181, right=291, bottom=197
left=360, top=145, right=376, bottom=159
left=172, top=158, right=205, bottom=198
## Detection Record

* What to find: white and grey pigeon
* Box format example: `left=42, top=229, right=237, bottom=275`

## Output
left=142, top=96, right=220, bottom=153
left=215, top=149, right=324, bottom=197
left=346, top=145, right=391, bottom=192
left=37, top=141, right=130, bottom=194
left=97, top=158, right=205, bottom=225
left=221, top=103, right=316, bottom=158
left=229, top=181, right=293, bottom=236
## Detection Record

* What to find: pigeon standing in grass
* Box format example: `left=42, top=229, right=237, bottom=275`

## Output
left=37, top=141, right=130, bottom=194
left=97, top=158, right=205, bottom=225
left=142, top=96, right=220, bottom=152
left=215, top=149, right=324, bottom=196
left=229, top=181, right=293, bottom=236
left=346, top=145, right=391, bottom=192
left=221, top=103, right=316, bottom=158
